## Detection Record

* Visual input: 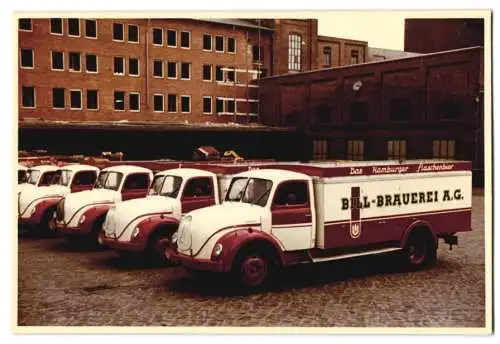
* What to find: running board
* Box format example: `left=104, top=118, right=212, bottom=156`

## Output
left=310, top=247, right=402, bottom=263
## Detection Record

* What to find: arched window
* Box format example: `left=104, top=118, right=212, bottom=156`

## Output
left=288, top=34, right=302, bottom=71
left=323, top=46, right=332, bottom=67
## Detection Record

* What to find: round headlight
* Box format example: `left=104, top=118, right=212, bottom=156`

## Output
left=78, top=215, right=86, bottom=224
left=171, top=231, right=178, bottom=244
left=213, top=243, right=223, bottom=257
left=131, top=227, right=140, bottom=239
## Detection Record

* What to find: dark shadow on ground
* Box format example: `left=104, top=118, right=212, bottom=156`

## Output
left=92, top=254, right=173, bottom=271
left=48, top=239, right=110, bottom=253
left=166, top=252, right=443, bottom=297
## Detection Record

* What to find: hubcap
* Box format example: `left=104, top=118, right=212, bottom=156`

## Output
left=241, top=255, right=268, bottom=286
left=408, top=239, right=427, bottom=265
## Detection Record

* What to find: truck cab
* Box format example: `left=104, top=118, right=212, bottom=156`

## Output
left=53, top=165, right=153, bottom=243
left=17, top=164, right=60, bottom=196
left=166, top=161, right=473, bottom=289
left=98, top=166, right=246, bottom=262
left=18, top=164, right=28, bottom=184
left=18, top=164, right=99, bottom=232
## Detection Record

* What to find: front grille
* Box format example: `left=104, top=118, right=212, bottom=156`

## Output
left=55, top=198, right=65, bottom=222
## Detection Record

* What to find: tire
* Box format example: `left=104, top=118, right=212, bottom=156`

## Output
left=146, top=232, right=172, bottom=265
left=404, top=230, right=437, bottom=270
left=38, top=209, right=56, bottom=238
left=232, top=247, right=275, bottom=290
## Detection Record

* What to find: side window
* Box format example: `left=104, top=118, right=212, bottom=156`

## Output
left=183, top=177, right=213, bottom=197
left=72, top=171, right=97, bottom=186
left=273, top=181, right=309, bottom=206
left=123, top=173, right=149, bottom=190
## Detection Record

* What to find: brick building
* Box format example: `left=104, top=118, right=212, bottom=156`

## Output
left=317, top=36, right=367, bottom=68
left=258, top=47, right=484, bottom=184
left=404, top=18, right=484, bottom=53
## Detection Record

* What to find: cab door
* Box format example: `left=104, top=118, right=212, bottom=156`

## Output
left=121, top=173, right=150, bottom=200
left=271, top=180, right=314, bottom=251
left=180, top=177, right=216, bottom=214
left=70, top=171, right=98, bottom=193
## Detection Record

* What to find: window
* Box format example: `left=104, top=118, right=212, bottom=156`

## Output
left=202, top=64, right=211, bottom=81
left=123, top=174, right=149, bottom=190
left=129, top=57, right=139, bottom=76
left=215, top=65, right=223, bottom=81
left=129, top=93, right=140, bottom=111
left=227, top=37, right=236, bottom=53
left=312, top=140, right=328, bottom=160
left=203, top=34, right=212, bottom=50
left=347, top=140, right=364, bottom=161
left=114, top=91, right=125, bottom=110
left=390, top=97, right=411, bottom=121
left=72, top=171, right=97, bottom=186
left=288, top=34, right=302, bottom=71
left=152, top=28, right=163, bottom=45
left=87, top=90, right=98, bottom=110
left=216, top=98, right=224, bottom=114
left=273, top=181, right=309, bottom=206
left=85, top=54, right=97, bottom=73
left=113, top=23, right=124, bottom=41
left=181, top=62, right=191, bottom=80
left=203, top=96, right=212, bottom=114
left=153, top=94, right=164, bottom=112
left=128, top=24, right=139, bottom=43
left=167, top=29, right=177, bottom=47
left=85, top=19, right=97, bottom=38
left=351, top=51, right=359, bottom=65
left=183, top=178, right=213, bottom=197
left=114, top=57, right=124, bottom=75
left=323, top=47, right=332, bottom=67
left=19, top=19, right=32, bottom=31
left=181, top=95, right=190, bottom=113
left=21, top=87, right=35, bottom=108
left=215, top=36, right=224, bottom=52
left=349, top=101, right=368, bottom=122
left=227, top=99, right=235, bottom=113
left=68, top=18, right=80, bottom=36
left=153, top=60, right=163, bottom=77
left=180, top=31, right=190, bottom=48
left=227, top=68, right=235, bottom=83
left=167, top=94, right=177, bottom=113
left=70, top=90, right=82, bottom=109
left=51, top=51, right=64, bottom=70
left=432, top=140, right=455, bottom=159
left=69, top=52, right=81, bottom=72
left=250, top=101, right=259, bottom=114
left=52, top=88, right=65, bottom=108
left=435, top=97, right=462, bottom=120
left=20, top=49, right=33, bottom=68
left=50, top=18, right=63, bottom=34
left=252, top=45, right=264, bottom=62
left=387, top=140, right=407, bottom=160
left=167, top=62, right=176, bottom=78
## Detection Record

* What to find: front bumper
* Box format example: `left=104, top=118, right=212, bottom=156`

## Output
left=98, top=231, right=145, bottom=252
left=53, top=221, right=90, bottom=236
left=165, top=247, right=224, bottom=273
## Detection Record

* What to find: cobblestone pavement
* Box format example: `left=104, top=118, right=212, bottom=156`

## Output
left=17, top=194, right=485, bottom=328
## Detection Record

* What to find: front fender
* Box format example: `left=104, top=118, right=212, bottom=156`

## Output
left=400, top=219, right=437, bottom=249
left=80, top=204, right=113, bottom=233
left=22, top=198, right=60, bottom=224
left=132, top=215, right=180, bottom=250
left=214, top=228, right=285, bottom=273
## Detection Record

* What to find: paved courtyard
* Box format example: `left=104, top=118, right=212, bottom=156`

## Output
left=17, top=193, right=486, bottom=328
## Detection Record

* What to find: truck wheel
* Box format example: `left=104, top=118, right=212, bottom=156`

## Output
left=404, top=230, right=437, bottom=270
left=39, top=210, right=56, bottom=238
left=146, top=232, right=172, bottom=265
left=232, top=248, right=274, bottom=290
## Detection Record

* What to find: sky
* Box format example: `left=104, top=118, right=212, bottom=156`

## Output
left=316, top=12, right=406, bottom=50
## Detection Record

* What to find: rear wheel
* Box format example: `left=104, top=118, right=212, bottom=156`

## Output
left=404, top=230, right=437, bottom=270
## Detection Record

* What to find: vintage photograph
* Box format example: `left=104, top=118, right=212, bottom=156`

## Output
left=15, top=11, right=491, bottom=332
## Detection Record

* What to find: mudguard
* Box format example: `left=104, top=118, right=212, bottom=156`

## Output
left=25, top=198, right=60, bottom=224
left=131, top=214, right=180, bottom=251
left=400, top=219, right=437, bottom=248
left=79, top=204, right=114, bottom=234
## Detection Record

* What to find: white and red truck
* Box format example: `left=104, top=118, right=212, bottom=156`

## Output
left=18, top=164, right=99, bottom=232
left=17, top=164, right=61, bottom=196
left=53, top=165, right=153, bottom=242
left=166, top=160, right=472, bottom=289
left=98, top=163, right=283, bottom=262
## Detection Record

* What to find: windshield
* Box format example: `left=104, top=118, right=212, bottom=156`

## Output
left=27, top=170, right=40, bottom=185
left=18, top=170, right=28, bottom=184
left=149, top=175, right=166, bottom=195
left=225, top=177, right=273, bottom=207
left=159, top=175, right=183, bottom=198
left=56, top=170, right=73, bottom=186
left=36, top=171, right=59, bottom=186
left=94, top=171, right=123, bottom=191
